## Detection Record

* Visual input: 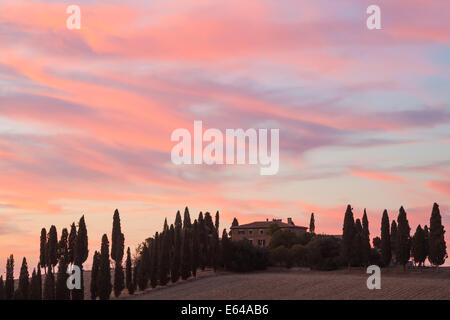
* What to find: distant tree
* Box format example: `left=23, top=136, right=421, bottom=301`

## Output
left=98, top=234, right=112, bottom=300
left=215, top=211, right=220, bottom=232
left=150, top=233, right=159, bottom=288
left=211, top=229, right=220, bottom=272
left=58, top=228, right=69, bottom=261
left=72, top=215, right=88, bottom=300
left=90, top=251, right=100, bottom=300
left=39, top=228, right=47, bottom=271
left=36, top=264, right=42, bottom=299
left=307, top=236, right=342, bottom=271
left=428, top=203, right=447, bottom=268
left=396, top=207, right=411, bottom=271
left=43, top=268, right=55, bottom=300
left=171, top=224, right=182, bottom=283
left=423, top=225, right=430, bottom=266
left=372, top=237, right=382, bottom=251
left=46, top=225, right=58, bottom=272
left=111, top=209, right=125, bottom=297
left=380, top=210, right=391, bottom=267
left=352, top=219, right=363, bottom=267
left=198, top=212, right=208, bottom=270
left=412, top=225, right=427, bottom=267
left=68, top=223, right=77, bottom=264
left=221, top=229, right=232, bottom=270
left=55, top=255, right=69, bottom=300
left=181, top=228, right=192, bottom=280
left=269, top=230, right=299, bottom=249
left=183, top=207, right=192, bottom=229
left=125, top=247, right=135, bottom=294
left=0, top=276, right=4, bottom=300
left=361, top=210, right=371, bottom=267
left=132, top=260, right=138, bottom=293
left=159, top=231, right=170, bottom=286
left=17, top=257, right=29, bottom=300
left=192, top=221, right=200, bottom=277
left=390, top=220, right=398, bottom=264
left=231, top=217, right=239, bottom=227
left=341, top=205, right=355, bottom=268
left=137, top=245, right=149, bottom=291
left=5, top=255, right=14, bottom=300
left=309, top=213, right=315, bottom=234
left=175, top=210, right=182, bottom=230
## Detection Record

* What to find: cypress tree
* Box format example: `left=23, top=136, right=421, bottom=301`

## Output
left=55, top=255, right=69, bottom=300
left=43, top=268, right=55, bottom=300
left=361, top=209, right=371, bottom=267
left=175, top=210, right=182, bottom=230
left=198, top=212, right=208, bottom=269
left=181, top=228, right=192, bottom=280
left=159, top=231, right=170, bottom=286
left=171, top=225, right=182, bottom=283
left=37, top=264, right=42, bottom=299
left=309, top=213, right=315, bottom=234
left=390, top=220, right=398, bottom=264
left=126, top=247, right=135, bottom=294
left=341, top=205, right=355, bottom=268
left=58, top=228, right=69, bottom=261
left=98, top=234, right=112, bottom=300
left=5, top=254, right=14, bottom=300
left=111, top=209, right=125, bottom=297
left=211, top=229, right=220, bottom=272
left=412, top=225, right=426, bottom=267
left=40, top=228, right=47, bottom=271
left=215, top=211, right=220, bottom=232
left=150, top=233, right=159, bottom=288
left=352, top=219, right=363, bottom=267
left=68, top=223, right=77, bottom=264
left=132, top=260, right=138, bottom=292
left=18, top=257, right=29, bottom=300
left=137, top=245, right=149, bottom=291
left=396, top=206, right=411, bottom=271
left=46, top=225, right=58, bottom=272
left=380, top=209, right=391, bottom=267
left=192, top=220, right=200, bottom=277
left=72, top=215, right=88, bottom=300
left=0, top=276, right=5, bottom=300
left=428, top=203, right=447, bottom=268
left=183, top=207, right=192, bottom=229
left=90, top=251, right=100, bottom=300
left=423, top=225, right=430, bottom=266
left=221, top=229, right=231, bottom=270
left=231, top=217, right=239, bottom=227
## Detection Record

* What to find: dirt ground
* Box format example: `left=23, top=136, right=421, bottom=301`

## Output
left=122, top=267, right=450, bottom=300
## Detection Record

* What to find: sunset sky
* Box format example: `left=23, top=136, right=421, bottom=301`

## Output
left=0, top=0, right=449, bottom=274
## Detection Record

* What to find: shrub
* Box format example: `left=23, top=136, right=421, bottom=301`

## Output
left=269, top=246, right=293, bottom=268
left=291, top=244, right=308, bottom=267
left=229, top=240, right=269, bottom=272
left=269, top=230, right=313, bottom=249
left=306, top=236, right=343, bottom=270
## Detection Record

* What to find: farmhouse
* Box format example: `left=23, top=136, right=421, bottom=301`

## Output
left=230, top=218, right=307, bottom=247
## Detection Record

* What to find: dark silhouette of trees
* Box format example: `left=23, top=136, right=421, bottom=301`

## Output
left=0, top=276, right=4, bottom=300
left=423, top=225, right=430, bottom=266
left=5, top=254, right=14, bottom=300
left=428, top=203, right=447, bottom=268
left=159, top=229, right=170, bottom=286
left=380, top=209, right=391, bottom=267
left=72, top=215, right=88, bottom=300
left=396, top=206, right=411, bottom=271
left=40, top=228, right=47, bottom=272
left=342, top=205, right=355, bottom=268
left=183, top=207, right=192, bottom=229
left=231, top=217, right=239, bottom=227
left=362, top=210, right=371, bottom=267
left=309, top=213, right=315, bottom=234
left=372, top=236, right=381, bottom=250
left=126, top=247, right=135, bottom=294
left=150, top=233, right=159, bottom=288
left=352, top=219, right=363, bottom=267
left=221, top=229, right=232, bottom=270
left=46, top=226, right=58, bottom=272
left=215, top=211, right=220, bottom=232
left=192, top=221, right=200, bottom=277
left=68, top=223, right=77, bottom=264
left=175, top=210, right=182, bottom=230
left=181, top=228, right=191, bottom=280
left=111, top=209, right=125, bottom=297
left=56, top=228, right=70, bottom=300
left=43, top=268, right=55, bottom=300
left=137, top=245, right=149, bottom=291
left=390, top=220, right=398, bottom=264
left=90, top=251, right=100, bottom=300
left=17, top=257, right=29, bottom=300
left=412, top=225, right=426, bottom=267
left=98, top=234, right=112, bottom=300
left=171, top=223, right=182, bottom=283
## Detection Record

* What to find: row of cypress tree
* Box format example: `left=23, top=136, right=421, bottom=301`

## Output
left=343, top=203, right=447, bottom=270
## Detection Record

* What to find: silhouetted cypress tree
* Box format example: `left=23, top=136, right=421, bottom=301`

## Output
left=390, top=220, right=398, bottom=264
left=215, top=211, right=220, bottom=232
left=351, top=219, right=363, bottom=267
left=171, top=224, right=182, bottom=283
left=159, top=231, right=170, bottom=286
left=46, top=226, right=58, bottom=272
left=192, top=220, right=200, bottom=277
left=362, top=210, right=371, bottom=267
left=181, top=228, right=191, bottom=280
left=5, top=255, right=14, bottom=300
left=111, top=209, right=125, bottom=297
left=211, top=229, right=220, bottom=272
left=309, top=213, right=315, bottom=234
left=132, top=260, right=138, bottom=292
left=58, top=228, right=69, bottom=261
left=169, top=224, right=175, bottom=267
left=423, top=225, right=430, bottom=265
left=40, top=228, right=47, bottom=272
left=0, top=275, right=5, bottom=300
left=43, top=268, right=55, bottom=300
left=16, top=257, right=29, bottom=300
left=372, top=236, right=381, bottom=250
left=37, top=264, right=42, bottom=299
left=55, top=255, right=69, bottom=300
left=90, top=251, right=100, bottom=300
left=221, top=229, right=231, bottom=270
left=412, top=225, right=426, bottom=267
left=138, top=245, right=150, bottom=290
left=126, top=247, right=135, bottom=294
left=380, top=209, right=391, bottom=267
left=174, top=210, right=182, bottom=229
left=183, top=207, right=192, bottom=229
left=231, top=217, right=239, bottom=227
left=98, top=234, right=112, bottom=300
left=342, top=205, right=355, bottom=268
left=198, top=212, right=208, bottom=269
left=150, top=233, right=159, bottom=288
left=68, top=223, right=77, bottom=264
left=429, top=203, right=447, bottom=268
left=396, top=206, right=411, bottom=271
left=72, top=216, right=88, bottom=300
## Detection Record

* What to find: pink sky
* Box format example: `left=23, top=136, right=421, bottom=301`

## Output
left=0, top=0, right=449, bottom=273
